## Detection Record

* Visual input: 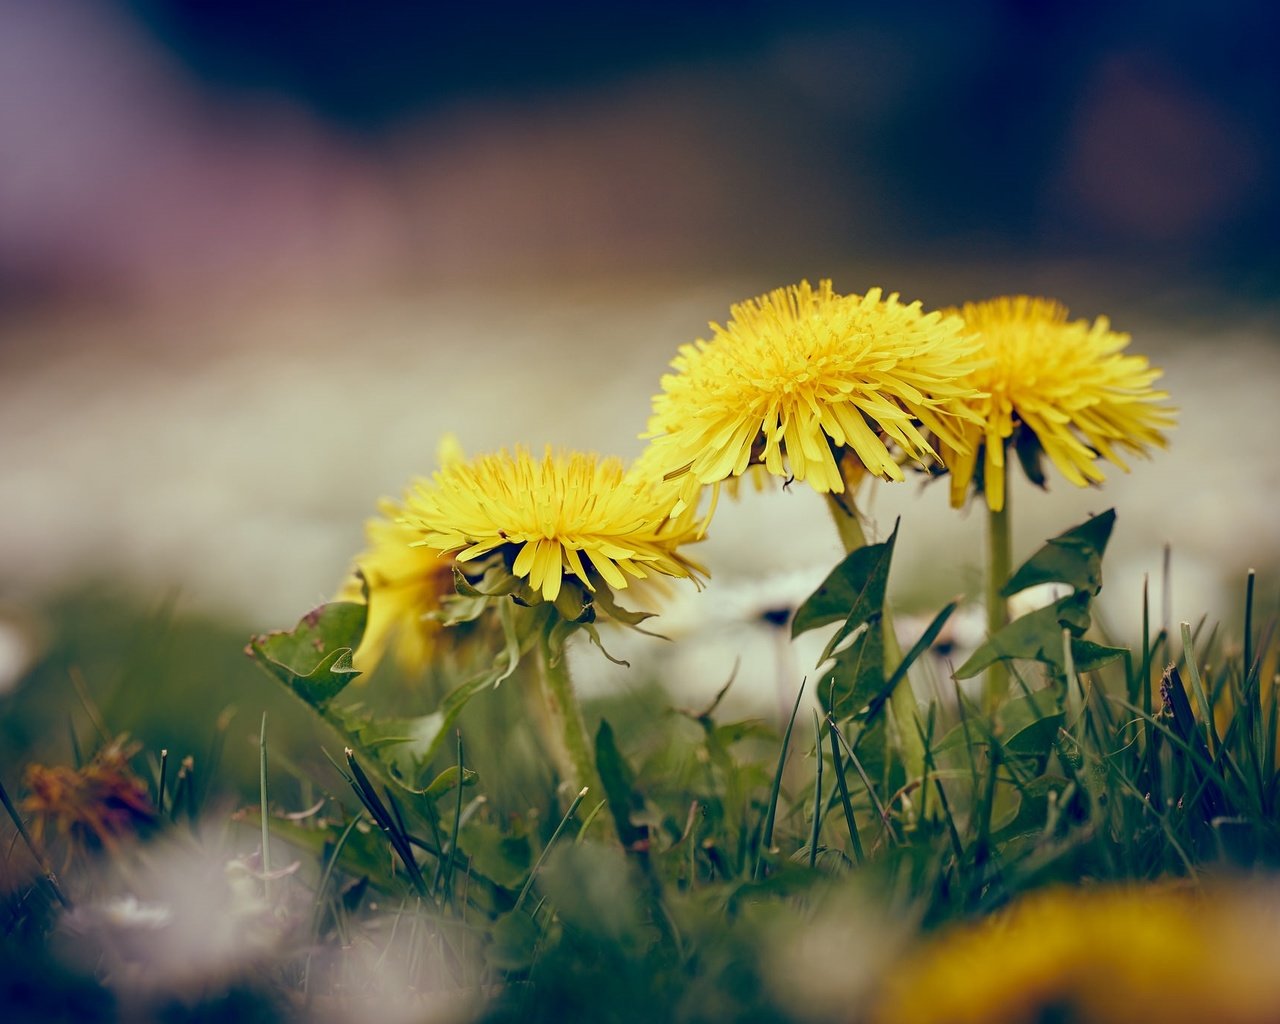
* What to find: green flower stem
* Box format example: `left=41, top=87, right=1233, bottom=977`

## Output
left=537, top=627, right=614, bottom=842
left=985, top=461, right=1013, bottom=714
left=825, top=493, right=925, bottom=780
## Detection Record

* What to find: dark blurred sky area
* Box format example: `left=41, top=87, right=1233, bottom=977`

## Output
left=2, top=0, right=1277, bottom=309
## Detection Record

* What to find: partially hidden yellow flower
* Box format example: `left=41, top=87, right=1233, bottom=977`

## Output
left=643, top=280, right=984, bottom=496
left=940, top=296, right=1175, bottom=512
left=403, top=446, right=705, bottom=605
left=337, top=496, right=455, bottom=676
left=337, top=434, right=466, bottom=676
left=872, top=883, right=1280, bottom=1024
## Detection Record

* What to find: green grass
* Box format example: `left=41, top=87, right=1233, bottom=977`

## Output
left=2, top=554, right=1279, bottom=1023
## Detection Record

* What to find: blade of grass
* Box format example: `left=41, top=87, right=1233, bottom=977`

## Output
left=1244, top=569, right=1257, bottom=679
left=66, top=719, right=82, bottom=770
left=1136, top=575, right=1151, bottom=710
left=827, top=712, right=864, bottom=865
left=758, top=678, right=806, bottom=876
left=345, top=748, right=429, bottom=899
left=862, top=601, right=958, bottom=725
left=809, top=711, right=824, bottom=869
left=1161, top=543, right=1172, bottom=641
left=446, top=730, right=465, bottom=910
left=260, top=713, right=273, bottom=900
left=0, top=776, right=71, bottom=908
left=312, top=812, right=364, bottom=942
left=1181, top=622, right=1219, bottom=754
left=515, top=786, right=588, bottom=913
left=574, top=798, right=609, bottom=840
left=156, top=748, right=169, bottom=816
left=829, top=716, right=900, bottom=846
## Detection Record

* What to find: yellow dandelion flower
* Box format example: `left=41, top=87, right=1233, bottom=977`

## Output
left=403, top=446, right=705, bottom=605
left=337, top=433, right=465, bottom=675
left=941, top=296, right=1176, bottom=512
left=644, top=280, right=984, bottom=496
left=872, top=884, right=1280, bottom=1024
left=337, top=497, right=455, bottom=675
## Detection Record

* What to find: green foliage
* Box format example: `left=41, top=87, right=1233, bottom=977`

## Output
left=246, top=600, right=366, bottom=707
left=793, top=521, right=898, bottom=718
left=792, top=520, right=898, bottom=637
left=9, top=520, right=1280, bottom=1023
left=1002, top=508, right=1115, bottom=598
left=957, top=511, right=1127, bottom=680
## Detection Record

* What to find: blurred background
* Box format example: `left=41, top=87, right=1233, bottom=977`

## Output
left=2, top=0, right=1279, bottom=774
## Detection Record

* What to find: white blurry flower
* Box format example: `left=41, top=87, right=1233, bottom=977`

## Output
left=0, top=607, right=42, bottom=696
left=57, top=828, right=302, bottom=990
left=98, top=895, right=173, bottom=930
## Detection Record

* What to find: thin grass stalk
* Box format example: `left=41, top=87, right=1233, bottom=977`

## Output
left=1181, top=622, right=1219, bottom=754
left=984, top=460, right=1012, bottom=713
left=824, top=493, right=925, bottom=779
left=259, top=713, right=273, bottom=901
left=916, top=704, right=936, bottom=822
left=344, top=748, right=429, bottom=899
left=312, top=812, right=364, bottom=943
left=827, top=715, right=864, bottom=865
left=66, top=719, right=82, bottom=770
left=1161, top=543, right=1173, bottom=640
left=515, top=786, right=588, bottom=913
left=447, top=730, right=465, bottom=910
left=758, top=680, right=806, bottom=877
left=828, top=717, right=900, bottom=845
left=0, top=776, right=71, bottom=908
left=156, top=748, right=169, bottom=817
left=1244, top=568, right=1257, bottom=679
left=808, top=711, right=824, bottom=869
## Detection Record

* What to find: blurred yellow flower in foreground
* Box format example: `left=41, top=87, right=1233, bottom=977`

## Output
left=872, top=884, right=1280, bottom=1024
left=404, top=446, right=705, bottom=604
left=644, top=280, right=984, bottom=495
left=941, top=296, right=1175, bottom=511
left=337, top=496, right=455, bottom=676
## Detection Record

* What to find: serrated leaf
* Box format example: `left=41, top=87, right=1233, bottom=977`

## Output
left=423, top=764, right=479, bottom=799
left=792, top=521, right=899, bottom=638
left=593, top=584, right=660, bottom=630
left=1001, top=509, right=1116, bottom=598
left=954, top=592, right=1093, bottom=679
left=246, top=601, right=366, bottom=708
left=1070, top=639, right=1127, bottom=673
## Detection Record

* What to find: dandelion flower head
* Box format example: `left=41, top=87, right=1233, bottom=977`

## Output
left=644, top=280, right=983, bottom=497
left=404, top=446, right=705, bottom=607
left=871, top=884, right=1280, bottom=1024
left=941, top=296, right=1175, bottom=511
left=337, top=496, right=456, bottom=676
